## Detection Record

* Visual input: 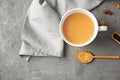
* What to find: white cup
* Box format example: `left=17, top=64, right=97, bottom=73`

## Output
left=59, top=8, right=107, bottom=47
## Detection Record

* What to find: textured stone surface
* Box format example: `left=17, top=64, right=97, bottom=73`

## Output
left=0, top=0, right=120, bottom=80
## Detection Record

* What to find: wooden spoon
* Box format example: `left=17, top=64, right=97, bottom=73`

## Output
left=77, top=51, right=120, bottom=64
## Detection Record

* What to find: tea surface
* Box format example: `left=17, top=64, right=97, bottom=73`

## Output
left=63, top=13, right=94, bottom=44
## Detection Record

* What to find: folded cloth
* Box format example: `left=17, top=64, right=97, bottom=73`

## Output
left=19, top=0, right=104, bottom=61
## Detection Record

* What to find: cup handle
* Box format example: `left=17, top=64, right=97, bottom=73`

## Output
left=98, top=26, right=107, bottom=31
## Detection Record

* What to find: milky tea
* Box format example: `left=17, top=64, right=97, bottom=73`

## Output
left=62, top=13, right=94, bottom=44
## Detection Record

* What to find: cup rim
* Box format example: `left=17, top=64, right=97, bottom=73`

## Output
left=59, top=8, right=98, bottom=47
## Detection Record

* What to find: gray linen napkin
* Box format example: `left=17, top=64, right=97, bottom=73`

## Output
left=19, top=0, right=104, bottom=61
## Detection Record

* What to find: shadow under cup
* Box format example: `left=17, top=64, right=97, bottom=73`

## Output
left=59, top=8, right=99, bottom=47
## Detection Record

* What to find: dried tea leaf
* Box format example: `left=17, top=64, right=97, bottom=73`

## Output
left=115, top=3, right=120, bottom=9
left=104, top=9, right=113, bottom=15
left=99, top=21, right=105, bottom=26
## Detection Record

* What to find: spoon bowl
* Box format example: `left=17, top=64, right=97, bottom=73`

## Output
left=77, top=51, right=94, bottom=63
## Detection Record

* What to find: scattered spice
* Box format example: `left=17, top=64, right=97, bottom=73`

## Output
left=104, top=9, right=113, bottom=15
left=115, top=3, right=120, bottom=9
left=99, top=21, right=105, bottom=26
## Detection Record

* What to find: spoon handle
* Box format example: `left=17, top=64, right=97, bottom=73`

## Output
left=93, top=56, right=120, bottom=59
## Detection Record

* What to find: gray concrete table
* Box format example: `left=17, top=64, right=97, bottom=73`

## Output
left=0, top=0, right=120, bottom=80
